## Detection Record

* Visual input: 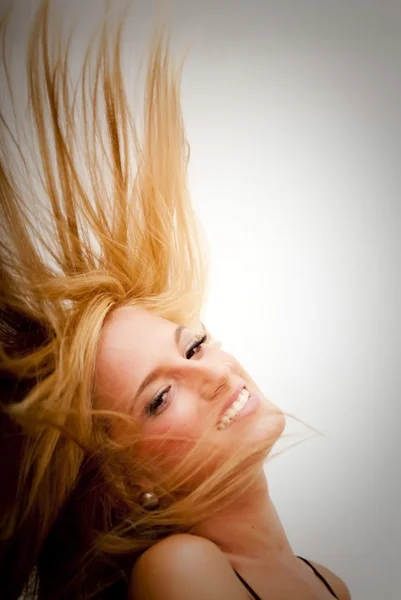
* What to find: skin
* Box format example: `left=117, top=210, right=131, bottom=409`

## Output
left=94, top=305, right=294, bottom=560
left=95, top=306, right=285, bottom=479
left=95, top=306, right=349, bottom=599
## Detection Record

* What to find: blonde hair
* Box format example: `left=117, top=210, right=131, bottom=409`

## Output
left=0, top=1, right=320, bottom=598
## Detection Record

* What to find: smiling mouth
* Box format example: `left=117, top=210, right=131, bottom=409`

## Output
left=217, top=388, right=250, bottom=430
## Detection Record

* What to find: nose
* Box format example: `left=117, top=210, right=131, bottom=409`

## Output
left=185, top=360, right=233, bottom=400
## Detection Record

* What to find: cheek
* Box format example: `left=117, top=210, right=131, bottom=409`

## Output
left=139, top=394, right=203, bottom=465
left=144, top=390, right=205, bottom=436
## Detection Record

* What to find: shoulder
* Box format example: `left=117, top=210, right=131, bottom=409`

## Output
left=303, top=558, right=351, bottom=600
left=130, top=533, right=249, bottom=600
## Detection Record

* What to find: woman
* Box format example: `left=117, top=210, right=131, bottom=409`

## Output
left=0, top=1, right=351, bottom=599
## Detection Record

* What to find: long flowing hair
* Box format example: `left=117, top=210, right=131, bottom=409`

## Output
left=0, top=2, right=319, bottom=598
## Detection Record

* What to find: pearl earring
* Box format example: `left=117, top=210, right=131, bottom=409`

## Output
left=224, top=361, right=232, bottom=368
left=138, top=491, right=160, bottom=510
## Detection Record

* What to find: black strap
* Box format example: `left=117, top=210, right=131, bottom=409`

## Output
left=233, top=568, right=262, bottom=600
left=297, top=556, right=339, bottom=599
left=233, top=558, right=339, bottom=600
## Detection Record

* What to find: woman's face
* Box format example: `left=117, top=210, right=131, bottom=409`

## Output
left=95, top=307, right=284, bottom=477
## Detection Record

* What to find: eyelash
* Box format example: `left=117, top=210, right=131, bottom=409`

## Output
left=145, top=332, right=209, bottom=417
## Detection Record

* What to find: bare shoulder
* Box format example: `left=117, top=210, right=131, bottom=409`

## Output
left=130, top=533, right=249, bottom=600
left=304, top=558, right=352, bottom=600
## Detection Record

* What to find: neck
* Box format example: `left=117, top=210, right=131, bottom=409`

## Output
left=188, top=469, right=295, bottom=567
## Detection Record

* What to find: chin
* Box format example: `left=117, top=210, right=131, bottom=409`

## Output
left=260, top=395, right=286, bottom=439
left=232, top=396, right=285, bottom=447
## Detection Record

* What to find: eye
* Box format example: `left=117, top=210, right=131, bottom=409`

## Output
left=185, top=332, right=209, bottom=360
left=144, top=329, right=210, bottom=418
left=145, top=384, right=172, bottom=417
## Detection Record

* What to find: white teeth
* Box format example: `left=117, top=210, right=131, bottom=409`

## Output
left=232, top=399, right=242, bottom=411
left=217, top=388, right=250, bottom=430
left=225, top=407, right=237, bottom=419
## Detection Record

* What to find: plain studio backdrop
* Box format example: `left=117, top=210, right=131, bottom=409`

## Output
left=2, top=1, right=400, bottom=599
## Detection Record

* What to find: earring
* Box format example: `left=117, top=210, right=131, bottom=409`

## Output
left=138, top=491, right=160, bottom=510
left=224, top=361, right=232, bottom=368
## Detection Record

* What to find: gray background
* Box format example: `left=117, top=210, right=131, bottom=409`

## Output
left=2, top=1, right=400, bottom=599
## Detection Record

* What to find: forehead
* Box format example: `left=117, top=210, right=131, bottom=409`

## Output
left=95, top=307, right=174, bottom=408
left=99, top=306, right=171, bottom=352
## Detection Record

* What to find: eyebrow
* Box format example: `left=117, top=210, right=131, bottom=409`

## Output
left=133, top=324, right=185, bottom=402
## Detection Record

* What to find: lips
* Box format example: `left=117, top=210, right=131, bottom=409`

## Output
left=218, top=383, right=246, bottom=419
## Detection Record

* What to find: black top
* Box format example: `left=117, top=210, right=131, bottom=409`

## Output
left=233, top=555, right=339, bottom=600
